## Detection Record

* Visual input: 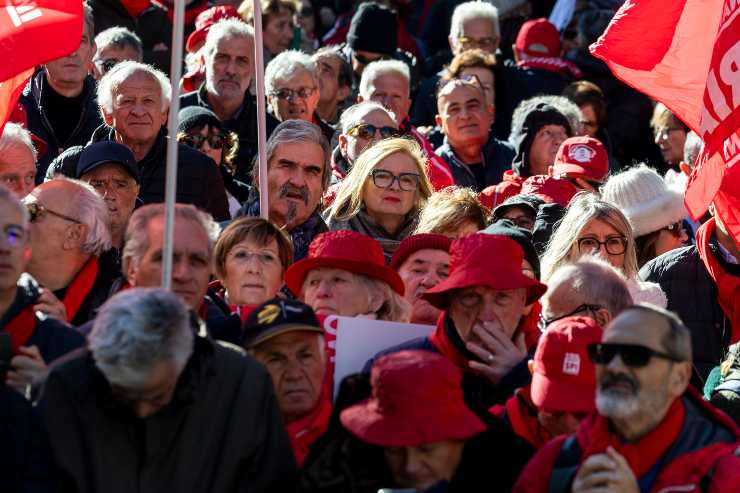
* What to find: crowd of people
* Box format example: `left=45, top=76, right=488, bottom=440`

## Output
left=1, top=0, right=739, bottom=491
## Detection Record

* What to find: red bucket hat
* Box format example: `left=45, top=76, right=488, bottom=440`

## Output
left=341, top=350, right=485, bottom=447
left=552, top=136, right=609, bottom=183
left=422, top=234, right=547, bottom=310
left=186, top=5, right=240, bottom=53
left=390, top=233, right=452, bottom=271
left=515, top=18, right=561, bottom=58
left=530, top=316, right=603, bottom=413
left=285, top=230, right=405, bottom=296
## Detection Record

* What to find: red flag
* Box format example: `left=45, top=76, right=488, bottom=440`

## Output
left=590, top=0, right=740, bottom=238
left=0, top=67, right=33, bottom=134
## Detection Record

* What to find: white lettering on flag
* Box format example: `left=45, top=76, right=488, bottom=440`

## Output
left=6, top=2, right=42, bottom=28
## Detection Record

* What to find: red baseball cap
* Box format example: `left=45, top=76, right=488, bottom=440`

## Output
left=530, top=316, right=603, bottom=413
left=422, top=234, right=547, bottom=309
left=186, top=6, right=240, bottom=53
left=521, top=175, right=578, bottom=207
left=285, top=230, right=405, bottom=296
left=341, top=350, right=485, bottom=447
left=552, top=136, right=609, bottom=182
left=515, top=18, right=561, bottom=58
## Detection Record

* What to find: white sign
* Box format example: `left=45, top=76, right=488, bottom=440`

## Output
left=330, top=315, right=434, bottom=398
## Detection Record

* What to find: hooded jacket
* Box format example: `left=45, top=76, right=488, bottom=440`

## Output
left=38, top=333, right=297, bottom=493
left=435, top=135, right=515, bottom=191
left=510, top=102, right=572, bottom=179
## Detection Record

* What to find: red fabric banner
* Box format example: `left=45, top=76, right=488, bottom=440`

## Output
left=589, top=0, right=740, bottom=238
left=0, top=67, right=33, bottom=134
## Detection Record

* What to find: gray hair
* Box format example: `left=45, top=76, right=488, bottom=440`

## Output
left=359, top=60, right=410, bottom=99
left=546, top=256, right=634, bottom=318
left=122, top=203, right=219, bottom=274
left=89, top=288, right=194, bottom=388
left=312, top=45, right=353, bottom=89
left=0, top=122, right=37, bottom=163
left=98, top=61, right=172, bottom=114
left=339, top=101, right=396, bottom=134
left=255, top=119, right=331, bottom=189
left=94, top=27, right=143, bottom=61
left=55, top=177, right=112, bottom=256
left=509, top=95, right=583, bottom=144
left=622, top=303, right=692, bottom=361
left=450, top=1, right=500, bottom=39
left=83, top=2, right=94, bottom=39
left=265, top=49, right=319, bottom=96
left=203, top=18, right=254, bottom=60
left=0, top=186, right=29, bottom=227
left=683, top=131, right=703, bottom=167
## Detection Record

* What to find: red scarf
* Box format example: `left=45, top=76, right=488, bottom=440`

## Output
left=120, top=0, right=151, bottom=18
left=696, top=218, right=740, bottom=342
left=577, top=398, right=685, bottom=478
left=491, top=386, right=552, bottom=448
left=285, top=391, right=333, bottom=467
left=62, top=258, right=99, bottom=323
left=517, top=57, right=583, bottom=79
left=3, top=305, right=36, bottom=354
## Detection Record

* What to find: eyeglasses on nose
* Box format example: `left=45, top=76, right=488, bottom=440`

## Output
left=271, top=87, right=316, bottom=100
left=577, top=236, right=627, bottom=255
left=538, top=304, right=602, bottom=331
left=347, top=123, right=398, bottom=140
left=587, top=342, right=683, bottom=367
left=24, top=201, right=81, bottom=224
left=370, top=169, right=420, bottom=191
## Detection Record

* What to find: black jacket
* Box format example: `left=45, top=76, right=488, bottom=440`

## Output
left=18, top=72, right=103, bottom=180
left=436, top=135, right=515, bottom=191
left=38, top=335, right=297, bottom=493
left=90, top=125, right=230, bottom=220
left=640, top=242, right=734, bottom=385
left=180, top=85, right=280, bottom=185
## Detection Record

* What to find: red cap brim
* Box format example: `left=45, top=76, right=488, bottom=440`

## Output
left=530, top=374, right=596, bottom=413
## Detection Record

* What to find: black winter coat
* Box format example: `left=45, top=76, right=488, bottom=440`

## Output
left=38, top=335, right=297, bottom=493
left=90, top=125, right=230, bottom=220
left=640, top=243, right=735, bottom=385
left=435, top=135, right=515, bottom=191
left=18, top=72, right=103, bottom=180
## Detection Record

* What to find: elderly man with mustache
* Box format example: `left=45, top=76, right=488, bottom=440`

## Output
left=238, top=120, right=331, bottom=261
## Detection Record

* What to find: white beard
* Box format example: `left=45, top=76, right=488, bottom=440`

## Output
left=596, top=390, right=640, bottom=420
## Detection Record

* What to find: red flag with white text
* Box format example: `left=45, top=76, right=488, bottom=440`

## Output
left=590, top=0, right=740, bottom=239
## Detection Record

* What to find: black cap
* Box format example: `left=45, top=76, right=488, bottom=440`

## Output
left=242, top=298, right=323, bottom=348
left=482, top=219, right=541, bottom=280
left=347, top=2, right=398, bottom=57
left=77, top=141, right=140, bottom=183
left=178, top=106, right=224, bottom=134
left=512, top=102, right=572, bottom=177
left=493, top=194, right=544, bottom=221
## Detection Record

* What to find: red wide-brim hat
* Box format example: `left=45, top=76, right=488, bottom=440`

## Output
left=422, top=234, right=547, bottom=310
left=285, top=230, right=405, bottom=296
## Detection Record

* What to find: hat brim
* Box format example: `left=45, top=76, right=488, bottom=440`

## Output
left=422, top=269, right=547, bottom=310
left=77, top=159, right=140, bottom=183
left=186, top=29, right=207, bottom=53
left=553, top=164, right=606, bottom=182
left=340, top=400, right=485, bottom=447
left=245, top=323, right=324, bottom=349
left=493, top=201, right=537, bottom=219
left=530, top=374, right=595, bottom=413
left=285, top=257, right=405, bottom=296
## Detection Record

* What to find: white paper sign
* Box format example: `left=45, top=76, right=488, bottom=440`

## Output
left=329, top=315, right=434, bottom=398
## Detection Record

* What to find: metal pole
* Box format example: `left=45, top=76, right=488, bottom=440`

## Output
left=161, top=0, right=186, bottom=289
left=253, top=0, right=270, bottom=220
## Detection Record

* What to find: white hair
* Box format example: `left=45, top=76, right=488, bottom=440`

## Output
left=0, top=122, right=37, bottom=163
left=89, top=288, right=194, bottom=388
left=203, top=18, right=254, bottom=59
left=97, top=61, right=172, bottom=114
left=94, top=26, right=143, bottom=61
left=339, top=101, right=396, bottom=134
left=359, top=60, right=410, bottom=99
left=509, top=95, right=583, bottom=144
left=683, top=131, right=703, bottom=166
left=55, top=177, right=113, bottom=256
left=265, top=49, right=319, bottom=95
left=450, top=1, right=500, bottom=39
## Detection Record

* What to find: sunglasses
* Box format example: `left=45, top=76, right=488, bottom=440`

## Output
left=347, top=123, right=398, bottom=140
left=370, top=169, right=420, bottom=192
left=538, top=304, right=602, bottom=331
left=182, top=133, right=225, bottom=150
left=587, top=343, right=684, bottom=367
left=25, top=201, right=81, bottom=224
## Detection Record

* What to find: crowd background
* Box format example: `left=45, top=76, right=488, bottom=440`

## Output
left=1, top=0, right=739, bottom=492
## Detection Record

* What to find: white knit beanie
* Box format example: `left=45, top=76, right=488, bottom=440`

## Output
left=601, top=164, right=688, bottom=237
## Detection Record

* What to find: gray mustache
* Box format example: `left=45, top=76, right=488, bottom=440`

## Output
left=279, top=183, right=309, bottom=204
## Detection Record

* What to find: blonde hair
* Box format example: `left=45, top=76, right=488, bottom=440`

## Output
left=358, top=275, right=412, bottom=322
left=415, top=186, right=489, bottom=236
left=541, top=192, right=638, bottom=281
left=326, top=137, right=432, bottom=223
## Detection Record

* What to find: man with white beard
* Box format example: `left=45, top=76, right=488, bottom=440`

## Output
left=513, top=304, right=740, bottom=493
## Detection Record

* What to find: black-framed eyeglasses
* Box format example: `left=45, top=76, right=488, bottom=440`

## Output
left=347, top=123, right=398, bottom=140
left=25, top=201, right=81, bottom=224
left=538, top=304, right=602, bottom=331
left=181, top=132, right=225, bottom=150
left=1, top=224, right=25, bottom=248
left=270, top=87, right=316, bottom=100
left=587, top=343, right=684, bottom=367
left=577, top=236, right=628, bottom=255
left=370, top=169, right=420, bottom=192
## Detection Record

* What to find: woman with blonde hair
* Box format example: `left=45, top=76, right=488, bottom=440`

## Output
left=541, top=192, right=666, bottom=306
left=326, top=138, right=433, bottom=261
left=414, top=186, right=489, bottom=238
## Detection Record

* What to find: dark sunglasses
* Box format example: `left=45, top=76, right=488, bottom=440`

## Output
left=587, top=343, right=684, bottom=367
left=538, top=304, right=602, bottom=331
left=25, top=201, right=81, bottom=224
left=182, top=133, right=225, bottom=150
left=347, top=123, right=398, bottom=140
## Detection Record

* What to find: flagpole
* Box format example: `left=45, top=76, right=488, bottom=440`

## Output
left=253, top=0, right=269, bottom=220
left=162, top=0, right=185, bottom=289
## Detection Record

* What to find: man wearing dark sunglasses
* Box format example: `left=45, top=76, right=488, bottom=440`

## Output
left=516, top=304, right=740, bottom=493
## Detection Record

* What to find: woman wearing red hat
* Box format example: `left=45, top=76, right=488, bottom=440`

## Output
left=325, top=138, right=433, bottom=262
left=300, top=350, right=534, bottom=493
left=285, top=230, right=410, bottom=322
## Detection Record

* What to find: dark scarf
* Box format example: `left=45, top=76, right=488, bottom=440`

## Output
left=341, top=208, right=417, bottom=263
